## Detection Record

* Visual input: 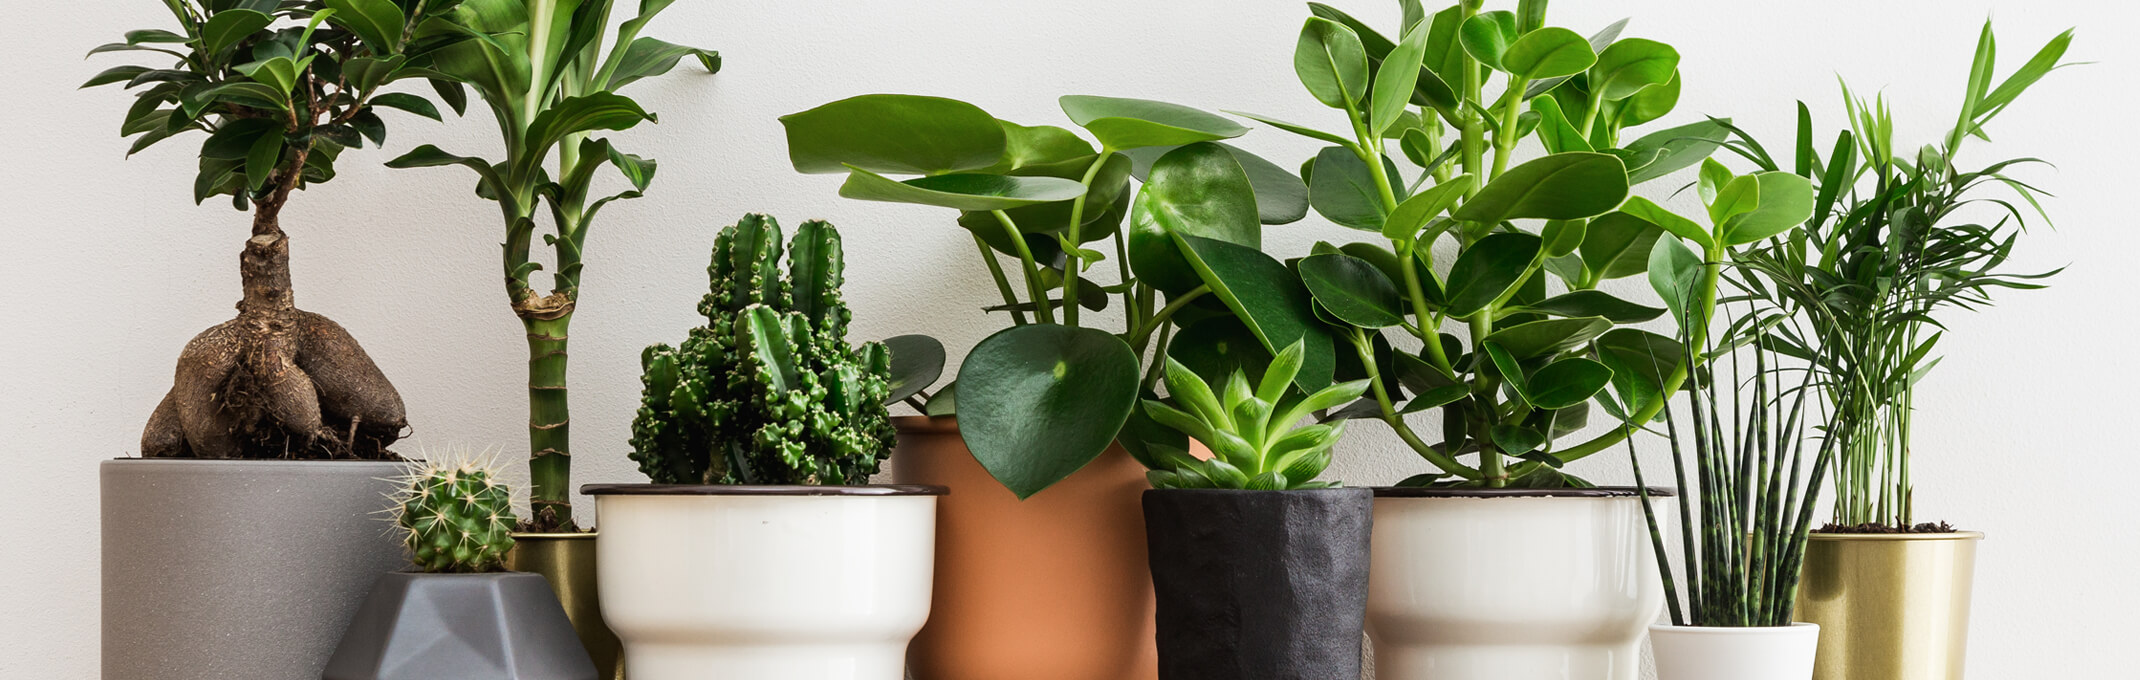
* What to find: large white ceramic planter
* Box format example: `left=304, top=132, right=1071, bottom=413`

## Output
left=1365, top=488, right=1672, bottom=680
left=584, top=484, right=942, bottom=680
left=1649, top=623, right=1820, bottom=680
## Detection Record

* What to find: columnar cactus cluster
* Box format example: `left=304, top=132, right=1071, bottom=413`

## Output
left=392, top=459, right=518, bottom=573
left=630, top=214, right=897, bottom=485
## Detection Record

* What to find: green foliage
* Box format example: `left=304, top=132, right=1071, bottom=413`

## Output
left=394, top=458, right=518, bottom=574
left=86, top=0, right=458, bottom=208
left=629, top=215, right=897, bottom=485
left=1141, top=342, right=1370, bottom=490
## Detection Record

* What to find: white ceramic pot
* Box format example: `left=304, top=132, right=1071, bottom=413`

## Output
left=1365, top=488, right=1672, bottom=680
left=1649, top=623, right=1820, bottom=680
left=585, top=484, right=943, bottom=680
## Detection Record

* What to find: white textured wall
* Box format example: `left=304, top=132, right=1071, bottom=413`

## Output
left=4, top=1, right=2132, bottom=677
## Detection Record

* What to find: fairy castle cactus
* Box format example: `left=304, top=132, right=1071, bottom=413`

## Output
left=630, top=214, right=897, bottom=485
left=392, top=459, right=518, bottom=573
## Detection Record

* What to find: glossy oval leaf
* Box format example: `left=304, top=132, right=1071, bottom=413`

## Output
left=1127, top=143, right=1262, bottom=293
left=1517, top=290, right=1666, bottom=324
left=1174, top=234, right=1336, bottom=391
left=1622, top=118, right=1731, bottom=185
left=1299, top=253, right=1405, bottom=328
left=981, top=120, right=1097, bottom=174
left=1370, top=21, right=1434, bottom=137
left=781, top=94, right=1006, bottom=175
left=958, top=325, right=1142, bottom=499
left=1526, top=357, right=1613, bottom=410
left=1295, top=18, right=1372, bottom=108
left=1503, top=27, right=1596, bottom=80
left=1452, top=152, right=1629, bottom=224
left=1718, top=171, right=1815, bottom=245
left=1060, top=95, right=1247, bottom=150
left=201, top=9, right=272, bottom=55
left=1168, top=315, right=1275, bottom=387
left=1647, top=237, right=1704, bottom=328
left=1620, top=196, right=1713, bottom=250
left=1591, top=38, right=1681, bottom=101
left=839, top=167, right=1085, bottom=211
left=1484, top=316, right=1614, bottom=359
left=1383, top=174, right=1474, bottom=241
left=1580, top=211, right=1666, bottom=280
left=1457, top=11, right=1520, bottom=72
left=1309, top=147, right=1399, bottom=231
left=1124, top=143, right=1309, bottom=225
left=883, top=334, right=946, bottom=404
left=1595, top=328, right=1683, bottom=416
left=1443, top=232, right=1541, bottom=317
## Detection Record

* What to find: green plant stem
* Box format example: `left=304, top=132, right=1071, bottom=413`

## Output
left=1141, top=321, right=1176, bottom=393
left=1397, top=241, right=1456, bottom=377
left=1114, top=232, right=1138, bottom=326
left=972, top=234, right=1028, bottom=325
left=525, top=313, right=576, bottom=531
left=1490, top=77, right=1530, bottom=177
left=1352, top=329, right=1481, bottom=480
left=1060, top=152, right=1113, bottom=327
left=1556, top=242, right=1727, bottom=463
left=991, top=210, right=1054, bottom=324
left=1457, top=4, right=1486, bottom=194
left=1132, top=285, right=1209, bottom=348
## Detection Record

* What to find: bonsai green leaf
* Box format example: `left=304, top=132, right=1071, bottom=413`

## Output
left=82, top=65, right=154, bottom=89
left=1483, top=316, right=1613, bottom=359
left=839, top=167, right=1086, bottom=211
left=1594, top=328, right=1683, bottom=416
left=606, top=37, right=721, bottom=91
left=1525, top=357, right=1613, bottom=410
left=1580, top=211, right=1665, bottom=280
left=958, top=325, right=1141, bottom=499
left=1452, top=152, right=1628, bottom=223
left=1383, top=174, right=1474, bottom=241
left=883, top=335, right=945, bottom=404
left=370, top=92, right=442, bottom=121
left=1174, top=234, right=1337, bottom=391
left=1516, top=290, right=1665, bottom=324
left=1620, top=196, right=1712, bottom=250
left=1299, top=254, right=1405, bottom=329
left=201, top=9, right=272, bottom=55
left=1124, top=143, right=1308, bottom=225
left=1309, top=147, right=1399, bottom=231
left=1295, top=18, right=1372, bottom=108
left=1127, top=142, right=1261, bottom=293
left=1531, top=96, right=1591, bottom=153
left=242, top=127, right=283, bottom=192
left=1503, top=27, right=1596, bottom=80
left=1444, top=232, right=1541, bottom=317
left=1457, top=11, right=1520, bottom=72
left=1370, top=21, right=1434, bottom=137
left=1622, top=118, right=1730, bottom=185
left=1491, top=424, right=1546, bottom=455
left=1060, top=95, right=1247, bottom=150
left=324, top=0, right=405, bottom=52
left=1591, top=38, right=1680, bottom=101
left=1646, top=237, right=1704, bottom=328
left=202, top=118, right=281, bottom=159
left=983, top=120, right=1097, bottom=173
left=1717, top=171, right=1815, bottom=245
left=781, top=94, right=1006, bottom=175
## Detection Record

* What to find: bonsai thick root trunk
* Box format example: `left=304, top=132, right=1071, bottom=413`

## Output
left=141, top=231, right=407, bottom=459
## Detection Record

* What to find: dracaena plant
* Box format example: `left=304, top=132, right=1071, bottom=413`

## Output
left=86, top=0, right=462, bottom=459
left=780, top=95, right=1325, bottom=498
left=1140, top=341, right=1370, bottom=490
left=1722, top=23, right=2071, bottom=531
left=1194, top=0, right=1827, bottom=488
left=386, top=0, right=717, bottom=530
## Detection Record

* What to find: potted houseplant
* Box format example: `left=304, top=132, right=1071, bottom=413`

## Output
left=589, top=214, right=942, bottom=680
left=384, top=2, right=717, bottom=675
left=1725, top=23, right=2073, bottom=680
left=1181, top=2, right=1811, bottom=677
left=86, top=2, right=454, bottom=678
left=1136, top=343, right=1373, bottom=679
left=325, top=457, right=595, bottom=680
left=779, top=95, right=1308, bottom=679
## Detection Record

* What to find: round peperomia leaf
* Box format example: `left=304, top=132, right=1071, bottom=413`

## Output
left=838, top=168, right=1086, bottom=211
left=781, top=94, right=1007, bottom=175
left=1059, top=95, right=1247, bottom=151
left=1127, top=142, right=1261, bottom=293
left=957, top=325, right=1141, bottom=499
left=883, top=334, right=946, bottom=404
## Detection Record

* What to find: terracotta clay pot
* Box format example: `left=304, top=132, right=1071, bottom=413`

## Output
left=890, top=416, right=1158, bottom=680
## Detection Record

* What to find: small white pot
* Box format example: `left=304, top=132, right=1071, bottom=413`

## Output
left=1649, top=623, right=1820, bottom=680
left=1365, top=488, right=1672, bottom=680
left=586, top=484, right=943, bottom=680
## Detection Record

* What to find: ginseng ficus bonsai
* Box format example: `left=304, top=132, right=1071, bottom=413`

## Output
left=389, top=0, right=717, bottom=529
left=87, top=0, right=462, bottom=459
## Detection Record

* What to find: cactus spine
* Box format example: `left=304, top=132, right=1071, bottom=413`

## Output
left=392, top=458, right=518, bottom=573
left=630, top=214, right=896, bottom=485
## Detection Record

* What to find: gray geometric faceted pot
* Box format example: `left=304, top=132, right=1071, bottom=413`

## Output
left=1142, top=487, right=1374, bottom=680
left=323, top=571, right=596, bottom=680
left=102, top=459, right=407, bottom=680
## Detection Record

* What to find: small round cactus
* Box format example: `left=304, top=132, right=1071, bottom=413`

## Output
left=391, top=459, right=519, bottom=573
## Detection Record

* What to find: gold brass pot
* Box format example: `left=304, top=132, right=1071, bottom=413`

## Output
left=509, top=532, right=623, bottom=680
left=1794, top=531, right=1983, bottom=680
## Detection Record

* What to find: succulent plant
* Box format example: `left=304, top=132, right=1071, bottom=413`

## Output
left=630, top=214, right=897, bottom=485
left=391, top=459, right=518, bottom=573
left=1140, top=341, right=1370, bottom=490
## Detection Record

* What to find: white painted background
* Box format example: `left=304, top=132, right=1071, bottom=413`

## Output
left=4, top=1, right=2132, bottom=677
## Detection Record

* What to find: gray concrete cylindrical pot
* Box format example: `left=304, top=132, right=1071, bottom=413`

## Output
left=102, top=459, right=406, bottom=680
left=1142, top=487, right=1374, bottom=680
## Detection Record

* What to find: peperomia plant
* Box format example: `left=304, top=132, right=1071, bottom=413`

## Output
left=1140, top=342, right=1370, bottom=490
left=387, top=0, right=718, bottom=529
left=87, top=0, right=462, bottom=459
left=781, top=96, right=1320, bottom=498
left=629, top=215, right=898, bottom=486
left=1203, top=0, right=1816, bottom=488
left=1723, top=23, right=2071, bottom=530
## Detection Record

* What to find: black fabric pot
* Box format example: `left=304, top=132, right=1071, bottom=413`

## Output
left=323, top=572, right=596, bottom=680
left=1142, top=487, right=1373, bottom=680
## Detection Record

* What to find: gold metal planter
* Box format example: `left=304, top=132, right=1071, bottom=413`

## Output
left=509, top=532, right=624, bottom=680
left=1794, top=531, right=1983, bottom=680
